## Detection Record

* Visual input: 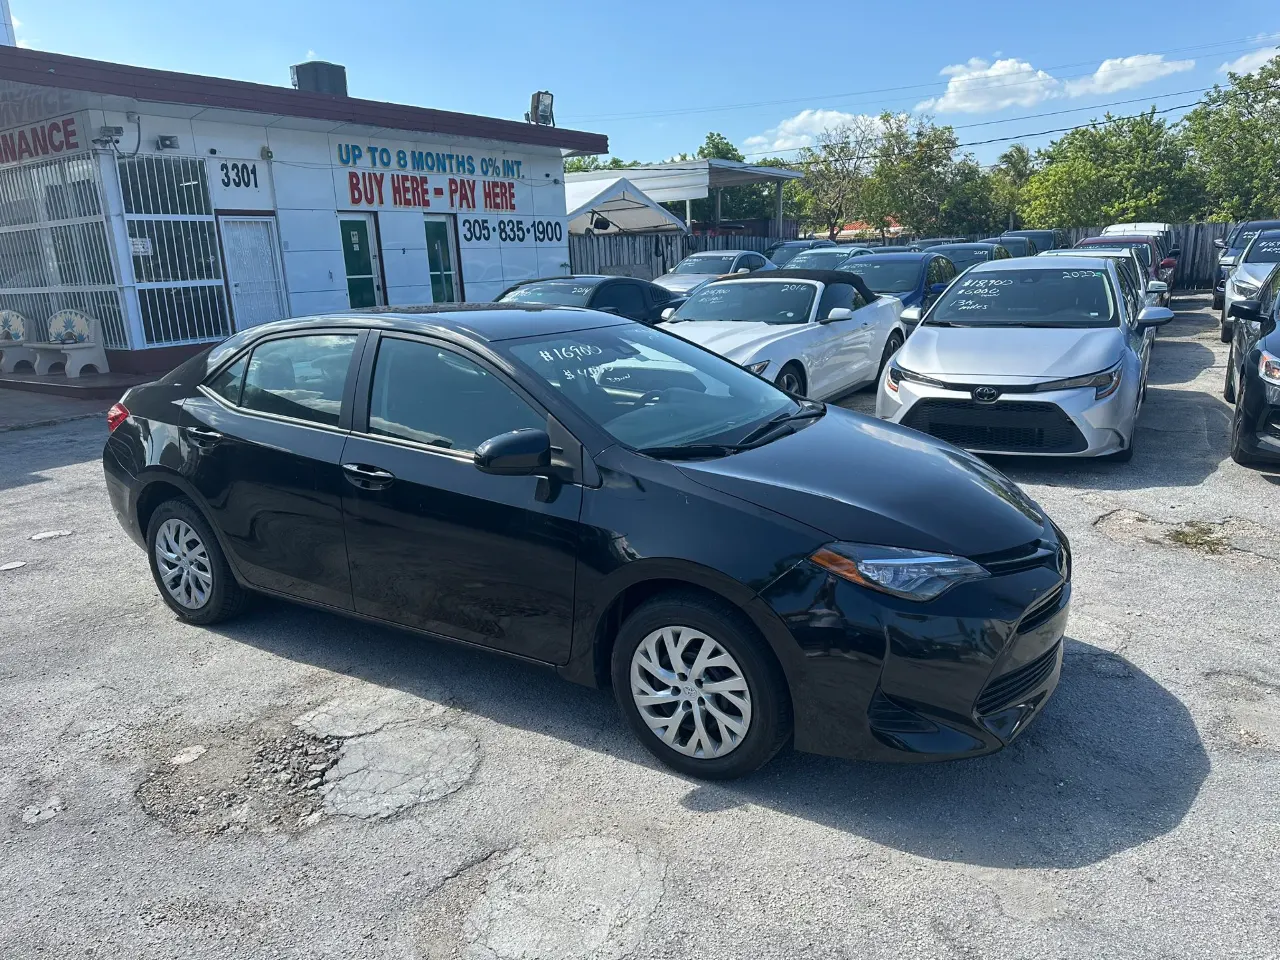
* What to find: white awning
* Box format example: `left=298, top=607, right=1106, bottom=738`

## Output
left=563, top=176, right=688, bottom=234
left=566, top=158, right=803, bottom=203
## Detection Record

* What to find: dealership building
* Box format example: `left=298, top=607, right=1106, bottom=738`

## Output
left=0, top=47, right=607, bottom=371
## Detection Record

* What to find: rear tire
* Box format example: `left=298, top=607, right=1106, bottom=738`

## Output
left=146, top=498, right=247, bottom=625
left=1223, top=345, right=1236, bottom=403
left=611, top=592, right=791, bottom=780
left=775, top=362, right=807, bottom=398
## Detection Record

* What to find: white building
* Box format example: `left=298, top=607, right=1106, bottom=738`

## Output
left=0, top=47, right=607, bottom=372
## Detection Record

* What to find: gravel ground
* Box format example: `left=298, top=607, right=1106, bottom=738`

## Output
left=1, top=294, right=1276, bottom=959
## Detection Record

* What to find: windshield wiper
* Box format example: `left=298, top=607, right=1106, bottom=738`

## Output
left=735, top=401, right=825, bottom=446
left=637, top=443, right=742, bottom=460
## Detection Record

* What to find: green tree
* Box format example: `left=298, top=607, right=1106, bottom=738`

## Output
left=563, top=155, right=640, bottom=173
left=1019, top=109, right=1202, bottom=227
left=1182, top=54, right=1280, bottom=220
left=867, top=114, right=961, bottom=234
left=990, top=144, right=1034, bottom=229
left=791, top=118, right=881, bottom=238
left=696, top=132, right=745, bottom=162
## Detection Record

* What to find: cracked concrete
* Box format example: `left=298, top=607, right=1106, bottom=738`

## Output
left=458, top=837, right=666, bottom=960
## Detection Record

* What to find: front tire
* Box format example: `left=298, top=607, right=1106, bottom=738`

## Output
left=1220, top=309, right=1233, bottom=343
left=775, top=362, right=807, bottom=398
left=611, top=592, right=791, bottom=780
left=1223, top=344, right=1236, bottom=403
left=1104, top=431, right=1136, bottom=462
left=146, top=498, right=247, bottom=625
left=876, top=331, right=905, bottom=382
left=1230, top=382, right=1260, bottom=467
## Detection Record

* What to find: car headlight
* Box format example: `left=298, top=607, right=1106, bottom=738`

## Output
left=744, top=360, right=771, bottom=375
left=885, top=362, right=946, bottom=393
left=810, top=542, right=989, bottom=601
left=1261, top=350, right=1280, bottom=385
left=1034, top=360, right=1123, bottom=399
left=1232, top=277, right=1260, bottom=298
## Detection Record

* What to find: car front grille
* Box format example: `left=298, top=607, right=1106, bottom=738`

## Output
left=902, top=399, right=1088, bottom=453
left=976, top=641, right=1061, bottom=716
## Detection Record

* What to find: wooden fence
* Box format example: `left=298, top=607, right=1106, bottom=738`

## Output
left=569, top=223, right=1239, bottom=289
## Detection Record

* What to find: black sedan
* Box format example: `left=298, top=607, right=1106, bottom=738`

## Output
left=1224, top=267, right=1280, bottom=467
left=497, top=275, right=676, bottom=324
left=103, top=306, right=1070, bottom=779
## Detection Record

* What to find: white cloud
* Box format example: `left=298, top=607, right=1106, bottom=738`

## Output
left=305, top=48, right=318, bottom=60
left=1220, top=45, right=1277, bottom=75
left=916, top=58, right=1060, bottom=113
left=1065, top=54, right=1194, bottom=96
left=742, top=109, right=879, bottom=153
left=10, top=13, right=32, bottom=47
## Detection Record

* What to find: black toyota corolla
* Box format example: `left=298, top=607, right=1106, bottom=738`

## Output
left=103, top=305, right=1070, bottom=779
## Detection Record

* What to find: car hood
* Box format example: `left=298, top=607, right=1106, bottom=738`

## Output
left=653, top=274, right=716, bottom=294
left=661, top=320, right=802, bottom=363
left=895, top=324, right=1124, bottom=380
left=1232, top=262, right=1275, bottom=287
left=675, top=407, right=1047, bottom=557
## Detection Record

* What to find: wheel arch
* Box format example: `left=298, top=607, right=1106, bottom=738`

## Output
left=132, top=469, right=250, bottom=587
left=571, top=558, right=805, bottom=703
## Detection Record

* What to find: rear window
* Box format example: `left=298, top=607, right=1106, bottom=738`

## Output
left=931, top=246, right=991, bottom=270
left=673, top=255, right=737, bottom=275
left=929, top=268, right=1117, bottom=328
left=500, top=280, right=596, bottom=306
left=788, top=248, right=855, bottom=269
left=838, top=259, right=922, bottom=294
left=670, top=280, right=816, bottom=324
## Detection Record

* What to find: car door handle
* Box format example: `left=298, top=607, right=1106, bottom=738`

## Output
left=184, top=426, right=222, bottom=446
left=342, top=463, right=395, bottom=490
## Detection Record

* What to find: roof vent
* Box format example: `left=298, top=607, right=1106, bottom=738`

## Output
left=290, top=61, right=347, bottom=97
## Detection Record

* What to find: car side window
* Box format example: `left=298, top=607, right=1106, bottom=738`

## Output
left=1260, top=274, right=1280, bottom=317
left=594, top=282, right=648, bottom=319
left=366, top=337, right=544, bottom=452
left=647, top=283, right=672, bottom=304
left=1114, top=267, right=1139, bottom=323
left=239, top=334, right=359, bottom=427
left=742, top=254, right=766, bottom=272
left=207, top=356, right=247, bottom=405
left=816, top=282, right=856, bottom=318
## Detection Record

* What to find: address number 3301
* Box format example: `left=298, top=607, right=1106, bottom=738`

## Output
left=461, top=219, right=564, bottom=244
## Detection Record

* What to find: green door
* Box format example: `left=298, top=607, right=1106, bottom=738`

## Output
left=425, top=216, right=459, bottom=303
left=340, top=217, right=380, bottom=308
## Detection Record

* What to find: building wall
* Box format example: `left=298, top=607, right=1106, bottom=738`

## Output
left=91, top=108, right=571, bottom=335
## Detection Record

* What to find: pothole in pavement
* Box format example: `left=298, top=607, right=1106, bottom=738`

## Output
left=1094, top=509, right=1279, bottom=565
left=1204, top=671, right=1280, bottom=751
left=137, top=693, right=478, bottom=835
left=415, top=836, right=666, bottom=960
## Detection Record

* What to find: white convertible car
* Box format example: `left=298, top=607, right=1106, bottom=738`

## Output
left=658, top=270, right=906, bottom=399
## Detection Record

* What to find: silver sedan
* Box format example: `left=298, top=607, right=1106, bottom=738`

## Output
left=876, top=257, right=1173, bottom=462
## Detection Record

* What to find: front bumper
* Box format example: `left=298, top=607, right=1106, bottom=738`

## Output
left=875, top=375, right=1134, bottom=457
left=761, top=532, right=1070, bottom=761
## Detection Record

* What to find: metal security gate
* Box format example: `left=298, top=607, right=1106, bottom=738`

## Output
left=219, top=216, right=288, bottom=330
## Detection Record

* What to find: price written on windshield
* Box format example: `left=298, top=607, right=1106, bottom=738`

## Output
left=460, top=217, right=564, bottom=244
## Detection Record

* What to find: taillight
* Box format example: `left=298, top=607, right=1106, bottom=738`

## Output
left=106, top=402, right=129, bottom=433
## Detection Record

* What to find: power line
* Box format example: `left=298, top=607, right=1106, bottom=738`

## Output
left=563, top=33, right=1279, bottom=124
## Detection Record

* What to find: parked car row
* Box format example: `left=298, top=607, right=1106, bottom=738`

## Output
left=1223, top=261, right=1280, bottom=466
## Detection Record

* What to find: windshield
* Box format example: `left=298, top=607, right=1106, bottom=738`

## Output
left=670, top=280, right=816, bottom=324
left=502, top=323, right=796, bottom=450
left=1227, top=225, right=1277, bottom=251
left=1081, top=240, right=1151, bottom=269
left=768, top=245, right=805, bottom=266
left=837, top=259, right=922, bottom=294
left=928, top=268, right=1117, bottom=327
left=932, top=246, right=990, bottom=270
left=672, top=255, right=737, bottom=275
left=1244, top=234, right=1280, bottom=264
left=788, top=248, right=856, bottom=269
left=499, top=280, right=595, bottom=306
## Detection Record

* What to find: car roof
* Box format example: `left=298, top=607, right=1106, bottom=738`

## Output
left=932, top=242, right=1001, bottom=250
left=1240, top=220, right=1280, bottom=230
left=510, top=275, right=611, bottom=286
left=1079, top=234, right=1156, bottom=244
left=857, top=251, right=932, bottom=262
left=239, top=303, right=633, bottom=345
left=710, top=268, right=878, bottom=302
left=688, top=249, right=755, bottom=257
left=968, top=255, right=1113, bottom=272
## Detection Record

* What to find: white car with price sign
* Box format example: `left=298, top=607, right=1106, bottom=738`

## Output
left=658, top=269, right=906, bottom=400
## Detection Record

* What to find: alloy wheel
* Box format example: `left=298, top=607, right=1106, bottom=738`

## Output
left=154, top=518, right=214, bottom=609
left=630, top=625, right=753, bottom=759
left=778, top=369, right=803, bottom=395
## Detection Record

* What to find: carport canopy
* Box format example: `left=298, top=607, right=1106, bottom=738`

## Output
left=566, top=158, right=802, bottom=204
left=564, top=176, right=688, bottom=234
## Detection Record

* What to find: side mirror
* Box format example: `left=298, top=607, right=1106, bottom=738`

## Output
left=735, top=267, right=750, bottom=274
left=1147, top=280, right=1168, bottom=294
left=1228, top=299, right=1261, bottom=323
left=1213, top=238, right=1226, bottom=249
left=929, top=282, right=947, bottom=295
left=1169, top=247, right=1181, bottom=258
left=1160, top=257, right=1177, bottom=270
left=1136, top=305, right=1175, bottom=330
left=660, top=306, right=676, bottom=321
left=900, top=305, right=922, bottom=327
left=822, top=307, right=854, bottom=323
left=474, top=428, right=551, bottom=476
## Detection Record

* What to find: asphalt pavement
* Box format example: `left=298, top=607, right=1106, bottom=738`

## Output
left=1, top=294, right=1276, bottom=959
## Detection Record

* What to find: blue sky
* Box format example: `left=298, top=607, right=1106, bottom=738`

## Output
left=11, top=1, right=1280, bottom=165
